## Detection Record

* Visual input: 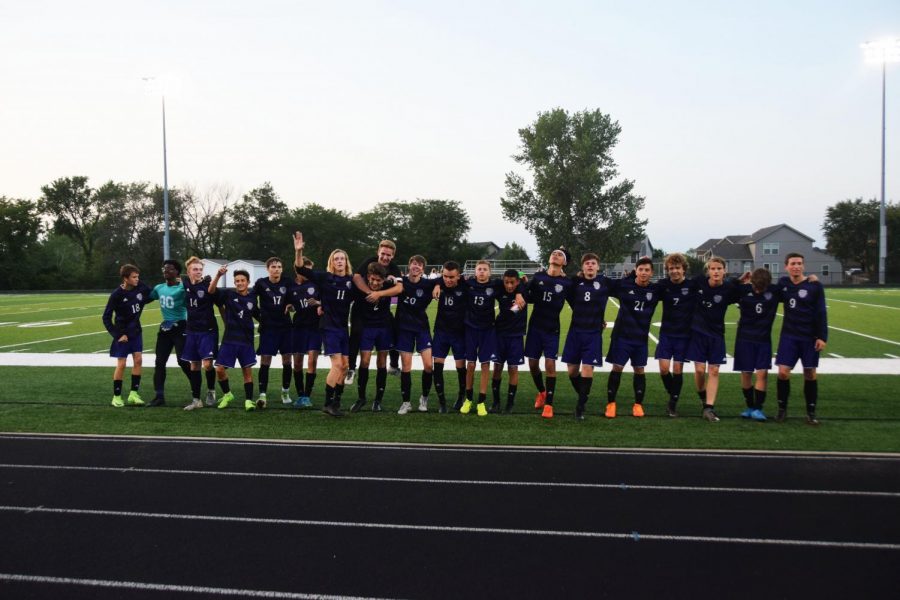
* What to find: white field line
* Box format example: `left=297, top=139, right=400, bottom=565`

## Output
left=606, top=298, right=658, bottom=343
left=3, top=462, right=898, bottom=499
left=1, top=505, right=898, bottom=551
left=0, top=322, right=161, bottom=350
left=828, top=326, right=900, bottom=347
left=828, top=298, right=900, bottom=311
left=828, top=353, right=845, bottom=358
left=0, top=304, right=106, bottom=318
left=50, top=349, right=70, bottom=353
left=886, top=354, right=900, bottom=359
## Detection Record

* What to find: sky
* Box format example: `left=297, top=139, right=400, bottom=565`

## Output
left=1, top=0, right=898, bottom=260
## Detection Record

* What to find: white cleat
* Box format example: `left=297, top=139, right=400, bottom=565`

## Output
left=397, top=401, right=412, bottom=415
left=418, top=396, right=429, bottom=412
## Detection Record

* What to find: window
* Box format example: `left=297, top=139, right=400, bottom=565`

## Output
left=763, top=263, right=779, bottom=274
left=822, top=264, right=830, bottom=276
left=742, top=261, right=752, bottom=273
left=763, top=242, right=779, bottom=256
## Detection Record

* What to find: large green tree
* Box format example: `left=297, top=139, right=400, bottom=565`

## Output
left=288, top=203, right=366, bottom=268
left=501, top=108, right=646, bottom=264
left=823, top=198, right=900, bottom=281
left=0, top=197, right=42, bottom=289
left=225, top=182, right=290, bottom=260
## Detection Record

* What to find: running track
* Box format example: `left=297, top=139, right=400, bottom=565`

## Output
left=0, top=434, right=898, bottom=598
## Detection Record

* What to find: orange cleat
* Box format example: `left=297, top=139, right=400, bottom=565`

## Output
left=605, top=402, right=617, bottom=419
left=632, top=404, right=645, bottom=418
left=534, top=391, right=547, bottom=409
left=541, top=404, right=554, bottom=419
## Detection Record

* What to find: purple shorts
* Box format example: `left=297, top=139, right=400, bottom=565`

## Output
left=494, top=334, right=525, bottom=366
left=292, top=327, right=322, bottom=354
left=561, top=330, right=603, bottom=367
left=524, top=328, right=560, bottom=361
left=605, top=337, right=649, bottom=368
left=654, top=333, right=690, bottom=363
left=323, top=328, right=350, bottom=357
left=216, top=342, right=257, bottom=369
left=775, top=334, right=820, bottom=370
left=257, top=327, right=294, bottom=356
left=109, top=333, right=143, bottom=358
left=360, top=326, right=394, bottom=352
left=182, top=331, right=217, bottom=362
left=733, top=339, right=772, bottom=372
left=432, top=330, right=465, bottom=360
left=395, top=328, right=432, bottom=354
left=465, top=326, right=497, bottom=364
left=685, top=332, right=727, bottom=366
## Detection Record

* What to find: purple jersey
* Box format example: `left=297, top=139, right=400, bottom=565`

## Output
left=214, top=288, right=258, bottom=346
left=395, top=276, right=435, bottom=332
left=656, top=277, right=700, bottom=338
left=297, top=266, right=354, bottom=332
left=253, top=277, right=294, bottom=332
left=736, top=284, right=782, bottom=344
left=435, top=283, right=467, bottom=334
left=184, top=277, right=218, bottom=333
left=495, top=286, right=527, bottom=336
left=351, top=286, right=392, bottom=328
left=567, top=275, right=615, bottom=332
left=289, top=280, right=321, bottom=329
left=461, top=277, right=507, bottom=330
left=102, top=282, right=153, bottom=339
left=691, top=277, right=740, bottom=338
left=778, top=276, right=828, bottom=341
left=526, top=270, right=574, bottom=334
left=609, top=277, right=661, bottom=344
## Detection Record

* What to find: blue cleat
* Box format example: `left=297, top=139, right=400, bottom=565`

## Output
left=750, top=408, right=767, bottom=422
left=293, top=396, right=312, bottom=408
left=740, top=407, right=753, bottom=419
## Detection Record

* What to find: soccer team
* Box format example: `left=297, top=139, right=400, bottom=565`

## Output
left=101, top=231, right=828, bottom=424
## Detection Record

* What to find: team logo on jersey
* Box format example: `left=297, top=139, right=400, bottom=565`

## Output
left=279, top=286, right=286, bottom=294
left=764, top=292, right=772, bottom=300
left=197, top=290, right=205, bottom=298
left=455, top=291, right=462, bottom=297
left=246, top=301, right=253, bottom=310
left=538, top=281, right=544, bottom=286
left=345, top=281, right=352, bottom=289
left=645, top=292, right=653, bottom=301
left=485, top=288, right=494, bottom=296
left=554, top=284, right=563, bottom=293
left=798, top=289, right=808, bottom=299
left=713, top=295, right=722, bottom=303
left=136, top=293, right=143, bottom=301
left=307, top=287, right=315, bottom=295
left=628, top=290, right=635, bottom=295
left=681, top=288, right=689, bottom=295
left=593, top=281, right=600, bottom=290
left=416, top=289, right=424, bottom=297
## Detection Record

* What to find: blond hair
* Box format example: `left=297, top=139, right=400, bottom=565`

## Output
left=327, top=249, right=352, bottom=276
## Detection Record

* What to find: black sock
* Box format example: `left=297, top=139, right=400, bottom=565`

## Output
left=671, top=373, right=683, bottom=403
left=607, top=371, right=622, bottom=403
left=422, top=371, right=433, bottom=398
left=244, top=381, right=253, bottom=401
left=113, top=380, right=123, bottom=396
left=205, top=368, right=216, bottom=391
left=130, top=374, right=141, bottom=392
left=477, top=392, right=486, bottom=405
left=754, top=389, right=766, bottom=409
left=698, top=389, right=707, bottom=403
left=153, top=360, right=165, bottom=398
left=282, top=364, right=292, bottom=390
left=400, top=371, right=411, bottom=402
left=335, top=383, right=344, bottom=403
left=324, top=384, right=335, bottom=406
left=434, top=362, right=446, bottom=402
left=389, top=349, right=399, bottom=370
left=293, top=369, right=304, bottom=396
left=507, top=384, right=517, bottom=406
left=742, top=386, right=754, bottom=408
left=804, top=379, right=817, bottom=415
left=305, top=372, right=317, bottom=397
left=569, top=374, right=581, bottom=395
left=777, top=378, right=790, bottom=410
left=258, top=365, right=269, bottom=394
left=466, top=388, right=473, bottom=401
left=660, top=372, right=673, bottom=394
left=633, top=373, right=646, bottom=405
left=531, top=370, right=545, bottom=392
left=189, top=370, right=202, bottom=398
left=703, top=403, right=714, bottom=410
left=375, top=368, right=387, bottom=402
left=578, top=376, right=594, bottom=408
left=491, top=377, right=501, bottom=404
left=357, top=367, right=369, bottom=399
left=545, top=376, right=557, bottom=406
left=456, top=367, right=467, bottom=401
left=218, top=378, right=230, bottom=394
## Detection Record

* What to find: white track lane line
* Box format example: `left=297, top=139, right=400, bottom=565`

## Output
left=0, top=573, right=397, bottom=600
left=2, top=463, right=897, bottom=498
left=1, top=505, right=898, bottom=551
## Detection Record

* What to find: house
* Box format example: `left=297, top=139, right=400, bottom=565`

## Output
left=604, top=236, right=659, bottom=278
left=226, top=259, right=268, bottom=286
left=689, top=224, right=842, bottom=284
left=201, top=258, right=228, bottom=287
left=469, top=241, right=502, bottom=260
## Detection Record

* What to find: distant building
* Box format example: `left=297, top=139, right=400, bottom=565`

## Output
left=228, top=259, right=268, bottom=285
left=604, top=236, right=658, bottom=278
left=469, top=241, right=502, bottom=260
left=201, top=258, right=228, bottom=287
left=688, top=224, right=842, bottom=284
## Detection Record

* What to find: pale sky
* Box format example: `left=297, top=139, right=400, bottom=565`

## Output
left=1, top=0, right=898, bottom=260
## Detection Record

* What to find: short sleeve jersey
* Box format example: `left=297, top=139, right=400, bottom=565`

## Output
left=297, top=266, right=354, bottom=332
left=691, top=277, right=740, bottom=338
left=102, top=282, right=153, bottom=339
left=609, top=277, right=661, bottom=343
left=657, top=277, right=700, bottom=338
left=434, top=283, right=467, bottom=334
left=567, top=275, right=615, bottom=332
left=351, top=286, right=392, bottom=328
left=461, top=277, right=507, bottom=330
left=253, top=277, right=295, bottom=332
left=396, top=276, right=435, bottom=333
left=778, top=276, right=828, bottom=341
left=150, top=281, right=187, bottom=323
left=526, top=271, right=574, bottom=334
left=288, top=280, right=321, bottom=329
left=184, top=277, right=218, bottom=333
left=736, top=284, right=782, bottom=343
left=214, top=288, right=258, bottom=346
left=495, top=285, right=527, bottom=336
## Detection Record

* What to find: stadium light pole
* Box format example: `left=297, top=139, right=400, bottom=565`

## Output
left=142, top=76, right=171, bottom=261
left=861, top=38, right=900, bottom=285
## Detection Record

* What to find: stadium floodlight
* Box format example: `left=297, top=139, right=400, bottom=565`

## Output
left=141, top=76, right=171, bottom=261
left=861, top=38, right=900, bottom=286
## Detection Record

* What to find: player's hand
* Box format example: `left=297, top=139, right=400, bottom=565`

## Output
left=807, top=274, right=819, bottom=283
left=365, top=291, right=380, bottom=303
left=432, top=285, right=441, bottom=300
left=216, top=266, right=227, bottom=276
left=118, top=334, right=128, bottom=343
left=308, top=299, right=320, bottom=307
left=815, top=339, right=826, bottom=351
left=739, top=271, right=751, bottom=283
left=316, top=306, right=324, bottom=316
left=293, top=231, right=304, bottom=251
left=514, top=293, right=525, bottom=309
left=602, top=321, right=607, bottom=330
left=284, top=305, right=294, bottom=315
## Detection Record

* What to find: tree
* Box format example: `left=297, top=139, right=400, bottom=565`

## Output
left=225, top=182, right=290, bottom=259
left=0, top=197, right=42, bottom=289
left=179, top=183, right=233, bottom=258
left=822, top=198, right=880, bottom=275
left=501, top=108, right=647, bottom=264
left=289, top=203, right=366, bottom=267
left=495, top=241, right=531, bottom=261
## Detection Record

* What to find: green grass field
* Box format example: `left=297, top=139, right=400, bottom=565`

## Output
left=1, top=288, right=899, bottom=452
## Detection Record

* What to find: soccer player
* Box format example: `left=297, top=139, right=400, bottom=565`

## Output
left=349, top=262, right=399, bottom=413
left=288, top=258, right=321, bottom=409
left=561, top=253, right=613, bottom=420
left=491, top=269, right=528, bottom=414
left=654, top=253, right=698, bottom=417
left=253, top=257, right=295, bottom=407
left=181, top=257, right=220, bottom=411
left=774, top=253, right=828, bottom=425
left=209, top=267, right=259, bottom=412
left=148, top=259, right=192, bottom=407
left=294, top=231, right=356, bottom=417
left=527, top=247, right=574, bottom=414
left=604, top=257, right=661, bottom=419
left=102, top=264, right=154, bottom=407
left=431, top=261, right=468, bottom=413
left=395, top=255, right=437, bottom=414
left=347, top=239, right=402, bottom=384
left=733, top=268, right=781, bottom=422
left=685, top=256, right=740, bottom=422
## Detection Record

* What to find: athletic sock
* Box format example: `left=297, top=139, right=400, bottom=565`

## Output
left=671, top=373, right=683, bottom=404
left=282, top=364, right=292, bottom=390
left=698, top=389, right=707, bottom=403
left=375, top=368, right=387, bottom=403
left=218, top=378, right=231, bottom=394
left=258, top=365, right=270, bottom=395
left=466, top=388, right=474, bottom=401
left=777, top=378, right=790, bottom=411
left=244, top=381, right=253, bottom=401
left=153, top=362, right=165, bottom=398
left=578, top=375, right=594, bottom=407
left=703, top=403, right=714, bottom=410
left=477, top=392, right=486, bottom=405
left=491, top=377, right=501, bottom=404
left=113, top=380, right=123, bottom=396
left=305, top=372, right=317, bottom=397
left=754, top=389, right=767, bottom=409
left=803, top=379, right=817, bottom=415
left=293, top=369, right=304, bottom=396
left=545, top=376, right=557, bottom=406
left=531, top=370, right=545, bottom=393
left=189, top=370, right=202, bottom=399
left=660, top=372, right=673, bottom=394
left=569, top=374, right=581, bottom=395
left=456, top=367, right=467, bottom=401
left=422, top=371, right=433, bottom=398
left=400, top=371, right=411, bottom=402
left=389, top=349, right=399, bottom=370
left=335, top=383, right=344, bottom=403
left=130, top=374, right=141, bottom=392
left=507, top=384, right=518, bottom=406
left=324, top=384, right=335, bottom=407
left=633, top=373, right=646, bottom=405
left=357, top=367, right=370, bottom=399
left=205, top=368, right=216, bottom=391
left=607, top=370, right=622, bottom=403
left=742, top=386, right=754, bottom=408
left=434, top=362, right=446, bottom=402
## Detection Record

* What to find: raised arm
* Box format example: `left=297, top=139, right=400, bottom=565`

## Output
left=208, top=266, right=227, bottom=294
left=293, top=231, right=305, bottom=269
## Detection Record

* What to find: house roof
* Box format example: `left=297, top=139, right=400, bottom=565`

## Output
left=230, top=259, right=267, bottom=266
left=748, top=223, right=813, bottom=243
left=694, top=238, right=721, bottom=253
left=470, top=241, right=501, bottom=250
left=709, top=240, right=753, bottom=260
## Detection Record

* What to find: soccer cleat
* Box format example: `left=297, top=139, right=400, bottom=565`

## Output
left=387, top=366, right=400, bottom=377
left=740, top=407, right=753, bottom=419
left=398, top=401, right=412, bottom=415
left=488, top=400, right=502, bottom=414
left=256, top=393, right=267, bottom=409
left=344, top=370, right=356, bottom=385
left=217, top=392, right=235, bottom=409
left=148, top=396, right=166, bottom=407
left=281, top=389, right=292, bottom=405
left=750, top=408, right=767, bottom=422
left=702, top=407, right=720, bottom=422
left=205, top=390, right=217, bottom=407
left=605, top=402, right=617, bottom=419
left=438, top=400, right=448, bottom=414
left=541, top=404, right=554, bottom=419
left=476, top=402, right=488, bottom=417
left=534, top=391, right=547, bottom=409
left=127, top=391, right=145, bottom=406
left=574, top=405, right=585, bottom=421
left=632, top=404, right=645, bottom=418
left=418, top=396, right=429, bottom=412
left=372, top=400, right=382, bottom=412
left=111, top=395, right=124, bottom=408
left=806, top=413, right=819, bottom=426
left=244, top=399, right=256, bottom=412
left=452, top=398, right=464, bottom=411
left=504, top=402, right=515, bottom=414
left=459, top=399, right=473, bottom=414
left=184, top=399, right=203, bottom=411
left=323, top=403, right=344, bottom=417
left=775, top=408, right=787, bottom=422
left=666, top=401, right=679, bottom=418
left=350, top=399, right=366, bottom=413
